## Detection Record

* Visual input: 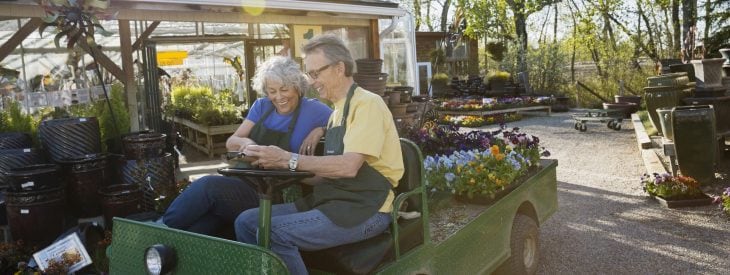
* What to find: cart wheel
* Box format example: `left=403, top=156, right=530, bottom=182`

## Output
left=580, top=123, right=587, bottom=132
left=607, top=121, right=615, bottom=129
left=495, top=214, right=539, bottom=275
left=613, top=123, right=621, bottom=131
left=574, top=122, right=580, bottom=130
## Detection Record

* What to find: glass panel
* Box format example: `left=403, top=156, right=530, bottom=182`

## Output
left=322, top=26, right=369, bottom=62
left=379, top=15, right=417, bottom=93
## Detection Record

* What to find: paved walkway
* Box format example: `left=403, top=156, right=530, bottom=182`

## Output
left=478, top=112, right=730, bottom=274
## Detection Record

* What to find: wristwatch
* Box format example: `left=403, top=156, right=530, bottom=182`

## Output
left=288, top=153, right=299, bottom=171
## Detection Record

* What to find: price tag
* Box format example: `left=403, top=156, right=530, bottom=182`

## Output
left=21, top=181, right=35, bottom=189
left=23, top=148, right=31, bottom=153
left=20, top=209, right=29, bottom=214
left=79, top=118, right=87, bottom=122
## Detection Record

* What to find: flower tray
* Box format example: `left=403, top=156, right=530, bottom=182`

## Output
left=650, top=193, right=713, bottom=208
left=455, top=181, right=521, bottom=205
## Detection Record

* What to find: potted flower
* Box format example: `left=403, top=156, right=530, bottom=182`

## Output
left=641, top=173, right=712, bottom=208
left=487, top=71, right=510, bottom=91
left=431, top=73, right=450, bottom=97
left=712, top=187, right=730, bottom=215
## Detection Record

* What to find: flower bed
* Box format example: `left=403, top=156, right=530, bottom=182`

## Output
left=440, top=113, right=522, bottom=127
left=435, top=96, right=552, bottom=112
left=408, top=124, right=549, bottom=200
left=714, top=187, right=730, bottom=214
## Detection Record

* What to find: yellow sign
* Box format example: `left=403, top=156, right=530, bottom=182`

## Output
left=157, top=51, right=188, bottom=66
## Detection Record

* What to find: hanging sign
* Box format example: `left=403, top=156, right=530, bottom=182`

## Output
left=157, top=51, right=189, bottom=66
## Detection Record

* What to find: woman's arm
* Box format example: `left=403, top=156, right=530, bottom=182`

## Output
left=298, top=126, right=325, bottom=155
left=226, top=119, right=257, bottom=152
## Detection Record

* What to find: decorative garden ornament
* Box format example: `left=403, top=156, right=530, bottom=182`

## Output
left=38, top=0, right=117, bottom=49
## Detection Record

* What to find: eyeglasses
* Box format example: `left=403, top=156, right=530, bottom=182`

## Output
left=305, top=62, right=337, bottom=80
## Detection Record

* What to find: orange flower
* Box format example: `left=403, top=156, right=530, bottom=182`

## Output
left=490, top=145, right=500, bottom=156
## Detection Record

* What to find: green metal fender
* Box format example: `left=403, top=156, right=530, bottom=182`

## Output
left=107, top=218, right=288, bottom=274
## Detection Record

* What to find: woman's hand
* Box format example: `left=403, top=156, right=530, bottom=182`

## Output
left=244, top=145, right=290, bottom=170
left=299, top=127, right=325, bottom=155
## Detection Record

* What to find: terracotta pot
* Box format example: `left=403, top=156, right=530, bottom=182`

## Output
left=389, top=103, right=408, bottom=116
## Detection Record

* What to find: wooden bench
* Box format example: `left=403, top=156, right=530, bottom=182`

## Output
left=437, top=105, right=551, bottom=117
left=172, top=117, right=239, bottom=159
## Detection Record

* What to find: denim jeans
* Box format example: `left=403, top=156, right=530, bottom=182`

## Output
left=234, top=203, right=391, bottom=275
left=163, top=175, right=259, bottom=236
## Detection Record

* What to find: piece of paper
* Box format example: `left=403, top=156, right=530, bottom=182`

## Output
left=32, top=233, right=93, bottom=273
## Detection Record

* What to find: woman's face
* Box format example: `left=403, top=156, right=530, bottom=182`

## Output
left=265, top=79, right=300, bottom=115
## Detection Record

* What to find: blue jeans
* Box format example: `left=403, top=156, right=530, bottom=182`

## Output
left=163, top=175, right=259, bottom=236
left=234, top=203, right=391, bottom=275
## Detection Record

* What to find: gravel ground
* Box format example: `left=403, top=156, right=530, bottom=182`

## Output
left=474, top=111, right=730, bottom=274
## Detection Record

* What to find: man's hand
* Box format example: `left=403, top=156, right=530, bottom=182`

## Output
left=243, top=145, right=290, bottom=170
left=299, top=127, right=325, bottom=155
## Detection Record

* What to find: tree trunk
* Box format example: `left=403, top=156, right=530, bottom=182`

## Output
left=672, top=0, right=681, bottom=56
left=662, top=6, right=674, bottom=55
left=440, top=0, right=452, bottom=32
left=681, top=0, right=697, bottom=62
left=413, top=0, right=422, bottom=31
left=704, top=0, right=712, bottom=43
left=639, top=1, right=659, bottom=60
left=567, top=1, right=577, bottom=82
left=506, top=0, right=528, bottom=74
left=553, top=3, right=559, bottom=44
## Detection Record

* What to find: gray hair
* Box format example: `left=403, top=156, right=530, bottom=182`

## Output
left=251, top=56, right=309, bottom=97
left=301, top=33, right=355, bottom=77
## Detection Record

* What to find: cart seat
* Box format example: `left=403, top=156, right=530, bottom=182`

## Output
left=301, top=139, right=425, bottom=274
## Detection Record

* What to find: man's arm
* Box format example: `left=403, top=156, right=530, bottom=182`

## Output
left=243, top=145, right=365, bottom=178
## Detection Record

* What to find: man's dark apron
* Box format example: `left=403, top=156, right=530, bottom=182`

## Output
left=295, top=84, right=392, bottom=228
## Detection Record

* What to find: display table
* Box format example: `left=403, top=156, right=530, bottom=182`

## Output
left=172, top=117, right=239, bottom=158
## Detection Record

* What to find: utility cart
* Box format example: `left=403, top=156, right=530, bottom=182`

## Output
left=107, top=139, right=558, bottom=274
left=571, top=109, right=624, bottom=132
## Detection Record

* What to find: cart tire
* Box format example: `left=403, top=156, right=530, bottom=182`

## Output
left=607, top=121, right=614, bottom=129
left=574, top=122, right=580, bottom=130
left=613, top=123, right=621, bottom=131
left=495, top=214, right=539, bottom=275
left=579, top=124, right=587, bottom=132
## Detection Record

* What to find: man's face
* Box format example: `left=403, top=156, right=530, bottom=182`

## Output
left=304, top=51, right=338, bottom=101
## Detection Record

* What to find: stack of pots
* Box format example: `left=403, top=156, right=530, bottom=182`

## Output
left=0, top=134, right=43, bottom=233
left=57, top=153, right=109, bottom=218
left=354, top=59, right=388, bottom=96
left=118, top=132, right=172, bottom=214
left=390, top=86, right=417, bottom=126
left=4, top=164, right=66, bottom=247
left=644, top=72, right=692, bottom=136
left=39, top=117, right=102, bottom=162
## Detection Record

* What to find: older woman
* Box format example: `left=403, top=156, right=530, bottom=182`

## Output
left=162, top=56, right=332, bottom=236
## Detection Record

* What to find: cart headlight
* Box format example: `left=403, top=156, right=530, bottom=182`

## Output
left=145, top=244, right=176, bottom=275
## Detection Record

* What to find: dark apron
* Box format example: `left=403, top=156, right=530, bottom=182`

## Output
left=249, top=100, right=302, bottom=151
left=294, top=84, right=392, bottom=228
left=232, top=101, right=301, bottom=171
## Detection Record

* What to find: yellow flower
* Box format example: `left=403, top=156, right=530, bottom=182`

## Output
left=495, top=153, right=504, bottom=161
left=469, top=178, right=476, bottom=185
left=490, top=145, right=500, bottom=156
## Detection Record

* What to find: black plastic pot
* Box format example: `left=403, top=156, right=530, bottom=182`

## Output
left=122, top=132, right=167, bottom=160
left=5, top=164, right=61, bottom=192
left=39, top=117, right=101, bottom=162
left=0, top=148, right=44, bottom=190
left=57, top=153, right=109, bottom=218
left=99, top=184, right=143, bottom=229
left=0, top=132, right=32, bottom=149
left=5, top=186, right=66, bottom=248
left=118, top=153, right=175, bottom=212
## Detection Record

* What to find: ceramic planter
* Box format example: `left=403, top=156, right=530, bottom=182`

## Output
left=690, top=58, right=725, bottom=89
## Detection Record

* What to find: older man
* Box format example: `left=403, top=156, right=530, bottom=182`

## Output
left=235, top=34, right=404, bottom=274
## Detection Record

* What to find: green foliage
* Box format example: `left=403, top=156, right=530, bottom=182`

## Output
left=96, top=84, right=131, bottom=143
left=169, top=86, right=242, bottom=126
left=487, top=70, right=510, bottom=83
left=431, top=73, right=450, bottom=87
left=429, top=48, right=447, bottom=73
left=0, top=100, right=39, bottom=145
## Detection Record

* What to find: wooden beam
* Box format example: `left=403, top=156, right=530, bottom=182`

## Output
left=118, top=19, right=140, bottom=131
left=131, top=21, right=160, bottom=52
left=0, top=18, right=42, bottom=62
left=78, top=34, right=126, bottom=84
left=369, top=19, right=379, bottom=58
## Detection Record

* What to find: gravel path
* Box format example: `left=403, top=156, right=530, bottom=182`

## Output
left=473, top=111, right=730, bottom=274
